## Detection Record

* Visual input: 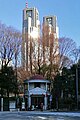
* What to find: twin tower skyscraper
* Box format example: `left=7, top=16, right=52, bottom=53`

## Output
left=21, top=6, right=59, bottom=73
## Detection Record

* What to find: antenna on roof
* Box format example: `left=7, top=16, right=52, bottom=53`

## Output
left=26, top=0, right=28, bottom=8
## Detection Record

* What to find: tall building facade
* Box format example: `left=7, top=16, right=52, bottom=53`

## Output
left=43, top=16, right=59, bottom=38
left=42, top=16, right=59, bottom=65
left=21, top=6, right=59, bottom=74
left=21, top=7, right=40, bottom=71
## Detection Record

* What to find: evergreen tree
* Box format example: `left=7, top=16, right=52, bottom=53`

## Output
left=0, top=66, right=18, bottom=97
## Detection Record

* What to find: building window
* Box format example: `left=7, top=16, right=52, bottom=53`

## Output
left=23, top=20, right=28, bottom=28
left=30, top=27, right=31, bottom=33
left=36, top=13, right=39, bottom=20
left=26, top=10, right=32, bottom=17
left=46, top=18, right=52, bottom=25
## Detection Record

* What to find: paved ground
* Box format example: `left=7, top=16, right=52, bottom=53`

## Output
left=0, top=111, right=80, bottom=120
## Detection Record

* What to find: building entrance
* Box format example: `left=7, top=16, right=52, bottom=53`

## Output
left=31, top=95, right=44, bottom=109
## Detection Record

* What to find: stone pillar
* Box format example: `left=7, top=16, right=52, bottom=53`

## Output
left=44, top=94, right=47, bottom=110
left=1, top=98, right=3, bottom=111
left=28, top=95, right=31, bottom=108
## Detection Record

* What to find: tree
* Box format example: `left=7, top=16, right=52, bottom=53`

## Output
left=17, top=67, right=30, bottom=94
left=72, top=48, right=80, bottom=63
left=0, top=66, right=18, bottom=97
left=21, top=23, right=60, bottom=80
left=59, top=37, right=77, bottom=69
left=71, top=60, right=80, bottom=96
left=53, top=65, right=78, bottom=110
left=0, top=22, right=22, bottom=98
left=0, top=22, right=21, bottom=69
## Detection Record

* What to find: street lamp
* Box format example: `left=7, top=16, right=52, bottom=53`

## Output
left=76, top=65, right=79, bottom=110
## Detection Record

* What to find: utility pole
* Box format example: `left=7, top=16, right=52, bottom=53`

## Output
left=76, top=67, right=78, bottom=110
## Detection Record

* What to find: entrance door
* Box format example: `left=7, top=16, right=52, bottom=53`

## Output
left=31, top=95, right=44, bottom=109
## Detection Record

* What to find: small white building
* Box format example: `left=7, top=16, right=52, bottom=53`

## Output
left=24, top=75, right=51, bottom=110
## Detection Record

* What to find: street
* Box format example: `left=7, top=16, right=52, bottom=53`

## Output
left=0, top=111, right=80, bottom=120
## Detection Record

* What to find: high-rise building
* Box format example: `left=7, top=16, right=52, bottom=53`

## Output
left=43, top=15, right=59, bottom=38
left=21, top=5, right=59, bottom=73
left=42, top=16, right=59, bottom=65
left=22, top=7, right=40, bottom=71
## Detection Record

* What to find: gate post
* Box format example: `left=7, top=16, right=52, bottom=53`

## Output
left=1, top=98, right=3, bottom=111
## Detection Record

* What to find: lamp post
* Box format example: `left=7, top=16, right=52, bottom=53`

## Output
left=76, top=66, right=78, bottom=110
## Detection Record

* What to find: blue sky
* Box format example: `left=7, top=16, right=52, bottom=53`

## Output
left=0, top=0, right=80, bottom=46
